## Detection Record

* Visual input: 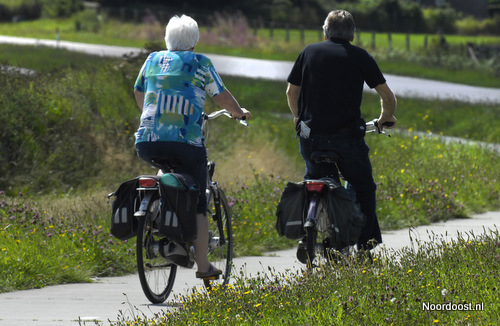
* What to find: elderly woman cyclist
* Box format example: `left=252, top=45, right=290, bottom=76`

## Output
left=133, top=14, right=251, bottom=279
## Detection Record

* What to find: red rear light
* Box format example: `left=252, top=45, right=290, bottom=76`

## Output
left=139, top=178, right=157, bottom=188
left=306, top=181, right=326, bottom=192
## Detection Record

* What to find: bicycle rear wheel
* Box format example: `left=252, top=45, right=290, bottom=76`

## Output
left=136, top=210, right=177, bottom=304
left=205, top=187, right=233, bottom=288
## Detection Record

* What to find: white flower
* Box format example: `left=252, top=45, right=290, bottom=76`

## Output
left=441, top=288, right=448, bottom=296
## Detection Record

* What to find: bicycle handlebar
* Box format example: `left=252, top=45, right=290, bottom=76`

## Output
left=205, top=109, right=250, bottom=127
left=366, top=119, right=394, bottom=137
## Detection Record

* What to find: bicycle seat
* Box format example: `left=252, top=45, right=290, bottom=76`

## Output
left=151, top=157, right=183, bottom=172
left=310, top=151, right=341, bottom=164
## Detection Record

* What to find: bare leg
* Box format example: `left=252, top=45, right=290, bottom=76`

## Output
left=193, top=213, right=210, bottom=273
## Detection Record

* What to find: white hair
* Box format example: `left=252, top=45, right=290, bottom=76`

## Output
left=165, top=15, right=199, bottom=51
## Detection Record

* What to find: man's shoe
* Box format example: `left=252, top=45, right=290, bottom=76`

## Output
left=296, top=239, right=308, bottom=264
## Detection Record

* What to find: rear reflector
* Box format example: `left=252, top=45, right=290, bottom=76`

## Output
left=139, top=178, right=157, bottom=188
left=306, top=181, right=326, bottom=192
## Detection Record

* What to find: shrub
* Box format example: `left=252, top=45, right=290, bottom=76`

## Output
left=422, top=7, right=459, bottom=34
left=74, top=9, right=102, bottom=32
left=40, top=0, right=82, bottom=18
left=456, top=16, right=500, bottom=35
left=0, top=0, right=41, bottom=21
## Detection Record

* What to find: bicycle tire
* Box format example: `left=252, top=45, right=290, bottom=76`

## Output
left=136, top=210, right=177, bottom=304
left=204, top=187, right=233, bottom=289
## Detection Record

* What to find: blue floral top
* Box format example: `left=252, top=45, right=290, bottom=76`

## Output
left=134, top=51, right=225, bottom=146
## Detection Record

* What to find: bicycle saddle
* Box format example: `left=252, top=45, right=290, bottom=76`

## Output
left=151, top=157, right=183, bottom=172
left=310, top=151, right=341, bottom=164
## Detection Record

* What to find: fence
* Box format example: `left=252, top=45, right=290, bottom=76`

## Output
left=99, top=6, right=444, bottom=51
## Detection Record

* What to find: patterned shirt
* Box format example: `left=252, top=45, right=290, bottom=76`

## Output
left=134, top=51, right=225, bottom=146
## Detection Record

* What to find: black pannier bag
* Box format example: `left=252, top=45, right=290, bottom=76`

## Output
left=157, top=173, right=199, bottom=243
left=322, top=178, right=366, bottom=250
left=110, top=178, right=140, bottom=240
left=276, top=181, right=307, bottom=239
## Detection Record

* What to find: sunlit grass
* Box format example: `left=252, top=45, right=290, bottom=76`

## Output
left=109, top=230, right=500, bottom=325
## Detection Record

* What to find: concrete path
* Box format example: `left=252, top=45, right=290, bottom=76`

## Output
left=1, top=35, right=500, bottom=104
left=0, top=210, right=498, bottom=326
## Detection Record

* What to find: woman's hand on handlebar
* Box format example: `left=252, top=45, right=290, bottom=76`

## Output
left=233, top=108, right=251, bottom=120
left=377, top=114, right=397, bottom=131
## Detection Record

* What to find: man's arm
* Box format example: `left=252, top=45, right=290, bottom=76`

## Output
left=134, top=89, right=145, bottom=112
left=374, top=83, right=397, bottom=129
left=212, top=89, right=251, bottom=119
left=286, top=83, right=301, bottom=125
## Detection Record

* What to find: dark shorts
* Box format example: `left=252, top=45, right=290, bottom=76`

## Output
left=136, top=141, right=208, bottom=214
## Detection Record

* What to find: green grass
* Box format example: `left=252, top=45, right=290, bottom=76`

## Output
left=110, top=230, right=500, bottom=325
left=0, top=46, right=498, bottom=303
left=0, top=191, right=136, bottom=292
left=0, top=43, right=115, bottom=72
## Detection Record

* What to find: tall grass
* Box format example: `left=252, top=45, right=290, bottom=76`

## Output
left=109, top=230, right=500, bottom=325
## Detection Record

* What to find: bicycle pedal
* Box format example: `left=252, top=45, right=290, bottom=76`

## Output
left=203, top=275, right=220, bottom=281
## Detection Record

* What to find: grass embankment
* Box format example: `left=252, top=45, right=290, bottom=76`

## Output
left=110, top=230, right=500, bottom=325
left=0, top=45, right=498, bottom=294
left=0, top=16, right=499, bottom=87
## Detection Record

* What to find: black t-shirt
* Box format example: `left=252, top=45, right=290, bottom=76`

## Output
left=287, top=38, right=386, bottom=135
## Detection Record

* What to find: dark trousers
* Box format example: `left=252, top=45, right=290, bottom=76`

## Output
left=299, top=134, right=382, bottom=249
left=136, top=141, right=208, bottom=214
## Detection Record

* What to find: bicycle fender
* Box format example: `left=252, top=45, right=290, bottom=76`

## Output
left=135, top=192, right=155, bottom=217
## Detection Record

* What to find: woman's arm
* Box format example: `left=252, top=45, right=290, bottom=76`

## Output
left=212, top=89, right=251, bottom=119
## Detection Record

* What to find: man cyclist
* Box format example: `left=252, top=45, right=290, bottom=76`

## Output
left=286, top=10, right=397, bottom=259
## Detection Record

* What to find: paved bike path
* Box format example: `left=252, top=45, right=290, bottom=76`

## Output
left=0, top=210, right=498, bottom=325
left=1, top=35, right=500, bottom=104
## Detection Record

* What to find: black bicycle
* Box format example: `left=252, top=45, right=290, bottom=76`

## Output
left=133, top=110, right=249, bottom=303
left=297, top=119, right=393, bottom=267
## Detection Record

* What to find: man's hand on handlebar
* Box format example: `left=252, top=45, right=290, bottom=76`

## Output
left=377, top=114, right=397, bottom=131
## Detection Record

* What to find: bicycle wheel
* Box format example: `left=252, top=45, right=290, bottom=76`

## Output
left=205, top=187, right=233, bottom=288
left=136, top=209, right=177, bottom=304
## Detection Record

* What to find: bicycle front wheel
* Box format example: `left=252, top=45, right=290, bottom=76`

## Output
left=205, top=187, right=233, bottom=288
left=136, top=211, right=177, bottom=304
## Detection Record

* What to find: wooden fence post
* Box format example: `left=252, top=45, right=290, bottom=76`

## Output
left=371, top=32, right=376, bottom=49
left=424, top=35, right=428, bottom=50
left=300, top=25, right=305, bottom=45
left=285, top=24, right=290, bottom=43
left=388, top=32, right=392, bottom=50
left=406, top=34, right=410, bottom=51
left=269, top=21, right=274, bottom=40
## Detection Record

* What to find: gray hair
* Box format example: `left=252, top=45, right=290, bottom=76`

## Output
left=322, top=10, right=356, bottom=41
left=165, top=15, right=199, bottom=51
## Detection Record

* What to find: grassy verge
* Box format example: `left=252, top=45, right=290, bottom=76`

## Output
left=110, top=230, right=500, bottom=325
left=0, top=47, right=498, bottom=293
left=0, top=43, right=115, bottom=73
